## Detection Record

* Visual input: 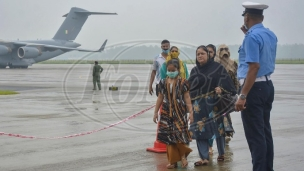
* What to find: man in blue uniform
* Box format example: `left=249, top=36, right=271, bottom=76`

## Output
left=235, top=2, right=277, bottom=171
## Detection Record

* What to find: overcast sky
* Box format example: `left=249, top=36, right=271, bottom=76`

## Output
left=0, top=0, right=303, bottom=49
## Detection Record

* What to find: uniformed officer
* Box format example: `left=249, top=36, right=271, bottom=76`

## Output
left=235, top=2, right=277, bottom=171
left=92, top=61, right=103, bottom=90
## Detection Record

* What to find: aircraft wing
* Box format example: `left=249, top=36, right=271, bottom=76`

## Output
left=11, top=39, right=107, bottom=52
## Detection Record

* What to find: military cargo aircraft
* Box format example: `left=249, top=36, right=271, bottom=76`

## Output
left=0, top=7, right=117, bottom=68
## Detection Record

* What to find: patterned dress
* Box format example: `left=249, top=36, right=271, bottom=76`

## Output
left=215, top=58, right=239, bottom=137
left=188, top=60, right=236, bottom=140
left=190, top=91, right=234, bottom=139
left=228, top=61, right=240, bottom=92
left=157, top=77, right=191, bottom=145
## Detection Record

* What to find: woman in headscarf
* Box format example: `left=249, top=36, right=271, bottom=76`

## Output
left=188, top=45, right=236, bottom=166
left=160, top=46, right=189, bottom=79
left=215, top=44, right=240, bottom=144
left=206, top=44, right=217, bottom=154
left=214, top=44, right=240, bottom=91
left=206, top=44, right=217, bottom=61
left=153, top=59, right=193, bottom=169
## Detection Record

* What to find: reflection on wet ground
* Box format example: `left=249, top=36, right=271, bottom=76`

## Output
left=0, top=64, right=303, bottom=171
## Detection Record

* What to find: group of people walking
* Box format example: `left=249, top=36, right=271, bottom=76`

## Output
left=149, top=2, right=277, bottom=171
left=150, top=40, right=237, bottom=168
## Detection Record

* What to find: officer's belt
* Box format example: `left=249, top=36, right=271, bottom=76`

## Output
left=239, top=75, right=271, bottom=86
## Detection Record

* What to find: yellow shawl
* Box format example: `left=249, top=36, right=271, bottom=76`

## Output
left=166, top=50, right=186, bottom=79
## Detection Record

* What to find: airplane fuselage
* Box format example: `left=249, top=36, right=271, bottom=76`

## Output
left=0, top=7, right=115, bottom=69
left=0, top=39, right=80, bottom=68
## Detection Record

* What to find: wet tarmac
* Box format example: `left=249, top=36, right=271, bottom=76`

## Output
left=0, top=64, right=303, bottom=171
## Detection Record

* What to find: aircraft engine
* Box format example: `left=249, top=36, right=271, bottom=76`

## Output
left=18, top=47, right=41, bottom=59
left=0, top=45, right=12, bottom=56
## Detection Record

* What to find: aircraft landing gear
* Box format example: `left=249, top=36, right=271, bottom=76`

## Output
left=8, top=65, right=28, bottom=69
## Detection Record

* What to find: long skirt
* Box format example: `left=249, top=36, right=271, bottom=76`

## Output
left=167, top=143, right=192, bottom=164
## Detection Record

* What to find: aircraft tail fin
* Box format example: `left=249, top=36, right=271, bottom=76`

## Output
left=97, top=39, right=107, bottom=52
left=53, top=7, right=117, bottom=41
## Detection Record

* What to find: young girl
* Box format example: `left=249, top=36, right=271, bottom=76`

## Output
left=153, top=59, right=193, bottom=169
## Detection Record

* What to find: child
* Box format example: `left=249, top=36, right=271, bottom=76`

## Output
left=153, top=59, right=193, bottom=169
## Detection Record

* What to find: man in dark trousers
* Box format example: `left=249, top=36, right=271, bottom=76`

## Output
left=235, top=2, right=277, bottom=171
left=92, top=61, right=103, bottom=90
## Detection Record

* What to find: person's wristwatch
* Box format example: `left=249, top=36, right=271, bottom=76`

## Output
left=239, top=94, right=247, bottom=100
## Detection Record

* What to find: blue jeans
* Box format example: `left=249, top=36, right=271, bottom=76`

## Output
left=197, top=136, right=225, bottom=160
left=208, top=138, right=214, bottom=147
left=196, top=139, right=209, bottom=160
left=241, top=80, right=274, bottom=171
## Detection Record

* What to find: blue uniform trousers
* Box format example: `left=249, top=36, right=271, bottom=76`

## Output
left=241, top=80, right=274, bottom=171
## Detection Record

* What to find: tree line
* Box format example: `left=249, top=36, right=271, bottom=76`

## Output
left=53, top=44, right=304, bottom=61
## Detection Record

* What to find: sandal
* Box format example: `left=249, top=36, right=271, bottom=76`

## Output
left=166, top=163, right=177, bottom=169
left=217, top=155, right=225, bottom=161
left=194, top=160, right=208, bottom=166
left=181, top=157, right=188, bottom=168
left=209, top=147, right=214, bottom=155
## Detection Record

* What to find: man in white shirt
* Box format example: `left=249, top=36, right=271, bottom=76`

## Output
left=149, top=39, right=170, bottom=96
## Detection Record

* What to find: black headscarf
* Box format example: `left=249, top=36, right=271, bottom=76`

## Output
left=206, top=44, right=216, bottom=61
left=188, top=45, right=236, bottom=99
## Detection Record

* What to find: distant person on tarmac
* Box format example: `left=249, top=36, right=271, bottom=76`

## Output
left=92, top=61, right=103, bottom=90
left=149, top=39, right=170, bottom=96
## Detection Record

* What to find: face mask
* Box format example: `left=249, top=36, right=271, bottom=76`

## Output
left=166, top=71, right=179, bottom=78
left=171, top=52, right=179, bottom=58
left=162, top=49, right=170, bottom=54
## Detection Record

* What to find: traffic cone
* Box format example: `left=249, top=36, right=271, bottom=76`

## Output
left=146, top=105, right=167, bottom=153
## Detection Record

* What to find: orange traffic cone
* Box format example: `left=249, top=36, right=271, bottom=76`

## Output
left=146, top=105, right=167, bottom=153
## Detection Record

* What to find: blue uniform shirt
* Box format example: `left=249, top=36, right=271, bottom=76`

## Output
left=237, top=23, right=277, bottom=79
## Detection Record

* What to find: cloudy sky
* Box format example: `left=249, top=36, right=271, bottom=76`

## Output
left=0, top=0, right=303, bottom=49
